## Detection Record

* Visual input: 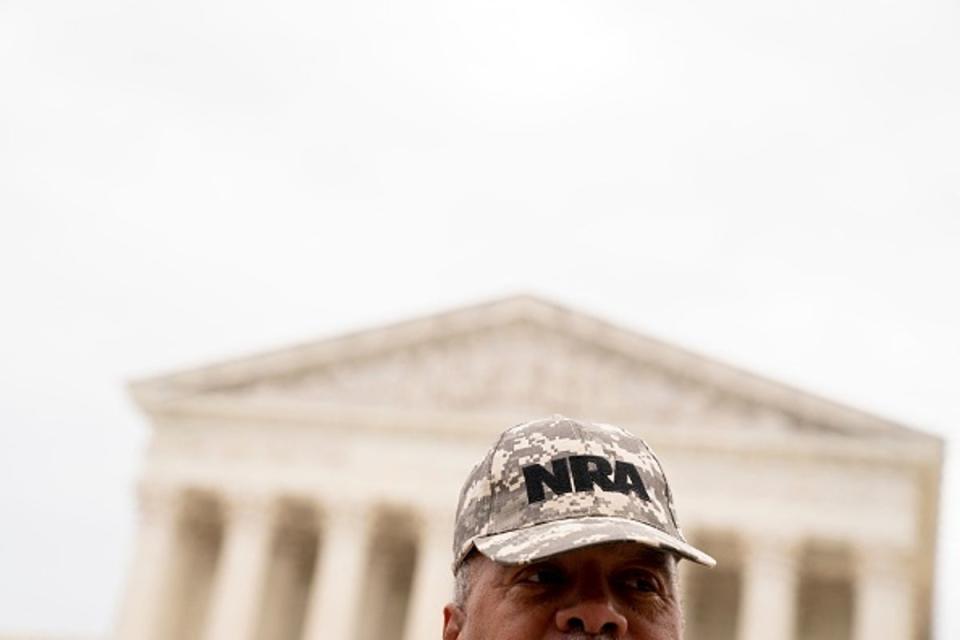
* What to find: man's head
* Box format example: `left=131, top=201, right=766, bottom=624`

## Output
left=443, top=416, right=714, bottom=640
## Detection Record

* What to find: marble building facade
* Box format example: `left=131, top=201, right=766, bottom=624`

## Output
left=114, top=296, right=943, bottom=640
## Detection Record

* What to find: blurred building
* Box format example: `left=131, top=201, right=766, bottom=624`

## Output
left=114, top=296, right=943, bottom=640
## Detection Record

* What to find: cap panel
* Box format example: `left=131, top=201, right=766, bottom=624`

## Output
left=485, top=417, right=679, bottom=538
left=487, top=418, right=589, bottom=536
left=586, top=422, right=677, bottom=535
left=452, top=445, right=496, bottom=563
left=644, top=440, right=683, bottom=534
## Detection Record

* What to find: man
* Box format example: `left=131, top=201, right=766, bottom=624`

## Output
left=443, top=416, right=715, bottom=640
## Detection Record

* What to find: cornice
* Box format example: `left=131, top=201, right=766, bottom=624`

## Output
left=140, top=394, right=942, bottom=469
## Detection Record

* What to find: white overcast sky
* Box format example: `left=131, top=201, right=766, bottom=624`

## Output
left=1, top=0, right=958, bottom=637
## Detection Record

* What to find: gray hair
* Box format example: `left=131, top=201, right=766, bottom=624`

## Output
left=453, top=554, right=474, bottom=606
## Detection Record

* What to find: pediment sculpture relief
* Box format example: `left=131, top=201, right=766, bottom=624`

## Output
left=219, top=322, right=778, bottom=430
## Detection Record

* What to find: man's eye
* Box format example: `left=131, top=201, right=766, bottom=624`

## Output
left=621, top=573, right=659, bottom=593
left=524, top=567, right=565, bottom=585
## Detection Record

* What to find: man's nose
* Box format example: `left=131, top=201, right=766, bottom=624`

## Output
left=555, top=594, right=628, bottom=637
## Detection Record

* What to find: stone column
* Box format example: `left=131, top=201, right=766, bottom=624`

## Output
left=854, top=548, right=914, bottom=640
left=114, top=483, right=182, bottom=640
left=403, top=511, right=455, bottom=640
left=737, top=537, right=799, bottom=640
left=302, top=503, right=372, bottom=640
left=202, top=493, right=277, bottom=640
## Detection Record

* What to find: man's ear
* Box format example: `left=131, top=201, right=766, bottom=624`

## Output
left=443, top=603, right=466, bottom=640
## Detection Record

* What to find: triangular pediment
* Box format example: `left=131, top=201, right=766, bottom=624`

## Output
left=199, top=320, right=720, bottom=423
left=130, top=295, right=926, bottom=440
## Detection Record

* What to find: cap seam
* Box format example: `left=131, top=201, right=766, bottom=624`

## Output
left=482, top=420, right=516, bottom=540
left=645, top=442, right=682, bottom=534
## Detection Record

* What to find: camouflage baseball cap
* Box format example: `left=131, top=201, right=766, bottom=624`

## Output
left=453, top=415, right=715, bottom=569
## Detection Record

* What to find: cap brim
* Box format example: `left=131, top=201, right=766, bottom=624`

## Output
left=473, top=516, right=716, bottom=568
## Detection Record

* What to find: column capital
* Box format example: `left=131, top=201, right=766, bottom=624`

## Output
left=740, top=534, right=801, bottom=571
left=219, top=490, right=280, bottom=528
left=854, top=544, right=913, bottom=581
left=136, top=481, right=183, bottom=525
left=408, top=506, right=455, bottom=535
left=318, top=498, right=375, bottom=529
